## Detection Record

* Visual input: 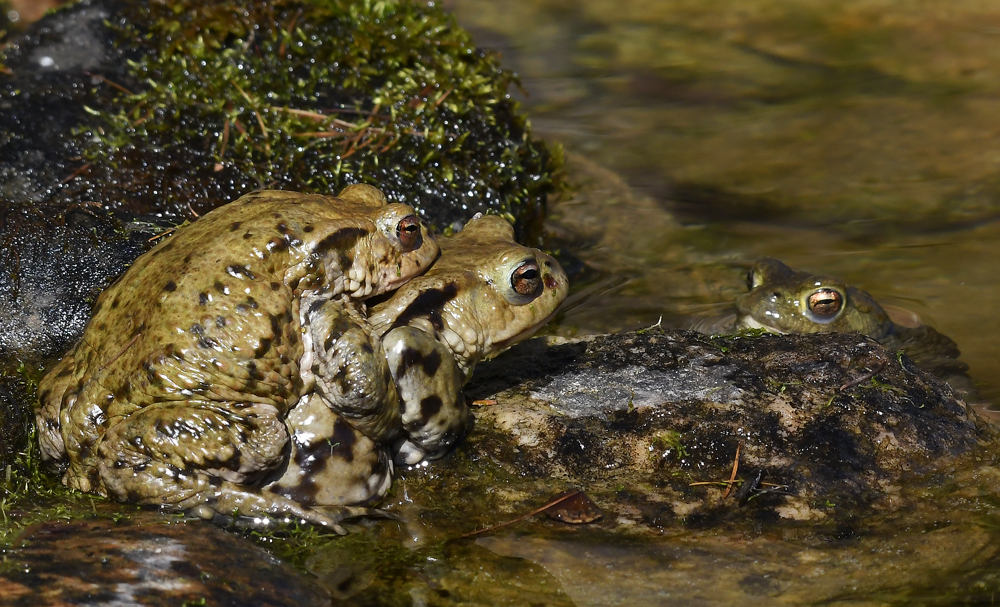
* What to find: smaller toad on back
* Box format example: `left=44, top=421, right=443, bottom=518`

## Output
left=265, top=214, right=569, bottom=508
left=370, top=214, right=570, bottom=464
left=735, top=257, right=969, bottom=389
left=36, top=185, right=438, bottom=531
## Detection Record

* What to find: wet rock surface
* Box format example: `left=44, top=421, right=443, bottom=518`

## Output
left=0, top=512, right=330, bottom=607
left=0, top=511, right=331, bottom=607
left=412, top=329, right=992, bottom=531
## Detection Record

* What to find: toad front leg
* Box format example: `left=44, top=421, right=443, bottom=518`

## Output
left=95, top=399, right=367, bottom=532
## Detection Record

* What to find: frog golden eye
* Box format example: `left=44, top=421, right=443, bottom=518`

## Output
left=511, top=261, right=543, bottom=298
left=807, top=288, right=843, bottom=318
left=396, top=216, right=421, bottom=251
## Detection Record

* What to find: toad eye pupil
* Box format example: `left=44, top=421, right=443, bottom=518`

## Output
left=746, top=271, right=755, bottom=291
left=396, top=216, right=421, bottom=251
left=511, top=263, right=542, bottom=297
left=807, top=289, right=843, bottom=317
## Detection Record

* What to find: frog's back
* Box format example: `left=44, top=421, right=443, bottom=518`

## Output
left=36, top=190, right=386, bottom=473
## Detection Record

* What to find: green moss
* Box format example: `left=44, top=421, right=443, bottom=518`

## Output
left=63, top=0, right=561, bottom=242
left=0, top=425, right=104, bottom=550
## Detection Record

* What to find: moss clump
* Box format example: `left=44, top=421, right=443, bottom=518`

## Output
left=58, top=0, right=560, bottom=242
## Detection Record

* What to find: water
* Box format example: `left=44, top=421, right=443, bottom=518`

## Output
left=446, top=0, right=1000, bottom=408
left=437, top=0, right=1000, bottom=603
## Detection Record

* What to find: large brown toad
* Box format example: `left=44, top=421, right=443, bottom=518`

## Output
left=35, top=185, right=438, bottom=530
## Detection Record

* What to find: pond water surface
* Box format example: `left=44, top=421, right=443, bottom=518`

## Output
left=447, top=0, right=1000, bottom=409
left=439, top=1, right=1000, bottom=604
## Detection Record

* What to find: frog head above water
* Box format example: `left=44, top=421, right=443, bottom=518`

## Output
left=363, top=214, right=569, bottom=464
left=369, top=213, right=570, bottom=374
left=735, top=257, right=895, bottom=340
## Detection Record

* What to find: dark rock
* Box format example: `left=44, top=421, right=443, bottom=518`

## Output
left=0, top=511, right=331, bottom=606
left=407, top=329, right=991, bottom=532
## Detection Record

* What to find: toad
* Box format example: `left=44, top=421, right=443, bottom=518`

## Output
left=36, top=185, right=438, bottom=530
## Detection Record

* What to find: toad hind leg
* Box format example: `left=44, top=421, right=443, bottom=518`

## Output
left=93, top=400, right=370, bottom=532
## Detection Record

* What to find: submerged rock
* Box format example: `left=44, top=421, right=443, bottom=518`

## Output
left=406, top=329, right=991, bottom=533
left=0, top=511, right=331, bottom=606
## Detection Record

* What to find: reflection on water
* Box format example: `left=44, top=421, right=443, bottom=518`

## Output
left=438, top=1, right=1000, bottom=604
left=447, top=0, right=1000, bottom=408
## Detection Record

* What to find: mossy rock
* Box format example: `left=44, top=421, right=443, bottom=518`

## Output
left=1, top=0, right=559, bottom=234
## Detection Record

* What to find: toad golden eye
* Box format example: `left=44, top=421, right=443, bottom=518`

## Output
left=396, top=216, right=421, bottom=251
left=807, top=289, right=843, bottom=317
left=511, top=261, right=542, bottom=297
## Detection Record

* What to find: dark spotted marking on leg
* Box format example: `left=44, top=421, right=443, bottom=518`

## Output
left=214, top=280, right=227, bottom=294
left=164, top=280, right=177, bottom=292
left=303, top=224, right=314, bottom=233
left=271, top=476, right=318, bottom=507
left=111, top=297, right=120, bottom=309
left=308, top=299, right=325, bottom=315
left=230, top=221, right=242, bottom=231
left=389, top=283, right=459, bottom=331
left=395, top=346, right=441, bottom=380
left=420, top=395, right=443, bottom=424
left=56, top=366, right=73, bottom=378
left=246, top=360, right=263, bottom=381
left=270, top=281, right=281, bottom=291
left=268, top=312, right=282, bottom=338
left=76, top=436, right=94, bottom=461
left=243, top=232, right=254, bottom=240
left=199, top=292, right=209, bottom=306
left=183, top=253, right=193, bottom=264
left=255, top=337, right=272, bottom=358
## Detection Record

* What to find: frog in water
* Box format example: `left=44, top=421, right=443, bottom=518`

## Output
left=36, top=185, right=438, bottom=530
left=264, top=214, right=569, bottom=507
left=734, top=257, right=970, bottom=388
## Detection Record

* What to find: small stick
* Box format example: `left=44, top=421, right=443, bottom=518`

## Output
left=840, top=362, right=885, bottom=392
left=59, top=163, right=92, bottom=184
left=433, top=88, right=454, bottom=108
left=461, top=491, right=583, bottom=538
left=277, top=8, right=303, bottom=56
left=84, top=71, right=135, bottom=95
left=721, top=441, right=742, bottom=499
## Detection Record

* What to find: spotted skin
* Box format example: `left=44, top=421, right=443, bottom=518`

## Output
left=261, top=214, right=568, bottom=506
left=263, top=393, right=392, bottom=508
left=35, top=185, right=437, bottom=529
